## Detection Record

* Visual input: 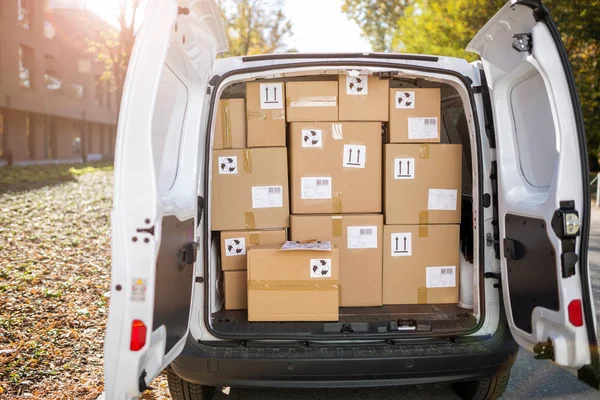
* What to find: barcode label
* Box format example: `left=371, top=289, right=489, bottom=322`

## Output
left=426, top=266, right=456, bottom=288
left=268, top=186, right=281, bottom=194
left=408, top=117, right=438, bottom=140
left=360, top=228, right=373, bottom=236
left=441, top=267, right=452, bottom=275
left=347, top=226, right=378, bottom=249
left=424, top=118, right=436, bottom=125
left=301, top=177, right=332, bottom=199
left=316, top=179, right=329, bottom=186
left=252, top=186, right=283, bottom=209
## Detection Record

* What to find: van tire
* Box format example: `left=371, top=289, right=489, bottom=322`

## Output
left=167, top=366, right=215, bottom=400
left=452, top=370, right=511, bottom=400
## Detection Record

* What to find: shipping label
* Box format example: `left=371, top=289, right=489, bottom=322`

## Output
left=310, top=258, right=332, bottom=278
left=395, top=90, right=415, bottom=109
left=394, top=157, right=415, bottom=179
left=408, top=117, right=438, bottom=139
left=281, top=241, right=332, bottom=251
left=301, top=177, right=332, bottom=199
left=428, top=189, right=457, bottom=211
left=391, top=232, right=412, bottom=257
left=251, top=186, right=283, bottom=209
left=302, top=129, right=322, bottom=147
left=224, top=237, right=246, bottom=256
left=218, top=156, right=238, bottom=174
left=346, top=75, right=369, bottom=95
left=342, top=144, right=366, bottom=168
left=426, top=266, right=456, bottom=288
left=260, top=83, right=283, bottom=109
left=347, top=226, right=378, bottom=249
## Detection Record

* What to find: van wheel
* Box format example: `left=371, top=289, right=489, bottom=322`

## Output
left=167, top=366, right=215, bottom=400
left=452, top=370, right=511, bottom=400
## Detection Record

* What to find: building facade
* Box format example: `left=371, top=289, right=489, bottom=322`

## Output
left=0, top=0, right=118, bottom=165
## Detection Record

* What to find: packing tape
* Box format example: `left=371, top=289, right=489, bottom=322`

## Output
left=418, top=225, right=429, bottom=238
left=249, top=232, right=260, bottom=246
left=272, top=109, right=285, bottom=120
left=332, top=192, right=343, bottom=214
left=419, top=144, right=430, bottom=159
left=247, top=111, right=267, bottom=120
left=220, top=99, right=232, bottom=149
left=419, top=211, right=429, bottom=224
left=243, top=149, right=253, bottom=174
left=245, top=212, right=256, bottom=229
left=417, top=287, right=428, bottom=304
left=338, top=284, right=343, bottom=303
left=287, top=96, right=337, bottom=108
left=248, top=279, right=339, bottom=291
left=332, top=216, right=343, bottom=238
left=331, top=123, right=343, bottom=140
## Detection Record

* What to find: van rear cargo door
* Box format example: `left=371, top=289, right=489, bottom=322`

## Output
left=468, top=0, right=599, bottom=389
left=103, top=0, right=226, bottom=398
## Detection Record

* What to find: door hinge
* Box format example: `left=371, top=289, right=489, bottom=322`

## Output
left=533, top=339, right=555, bottom=360
left=486, top=233, right=499, bottom=247
left=512, top=33, right=532, bottom=53
left=551, top=202, right=580, bottom=278
left=484, top=272, right=501, bottom=288
left=177, top=242, right=198, bottom=270
left=374, top=71, right=399, bottom=80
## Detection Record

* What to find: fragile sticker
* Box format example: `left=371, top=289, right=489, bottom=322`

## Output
left=260, top=83, right=283, bottom=109
left=428, top=189, right=457, bottom=211
left=395, top=91, right=415, bottom=109
left=394, top=157, right=415, bottom=179
left=346, top=75, right=368, bottom=95
left=347, top=226, right=378, bottom=249
left=252, top=186, right=283, bottom=208
left=302, top=129, right=322, bottom=147
left=131, top=278, right=147, bottom=302
left=343, top=144, right=366, bottom=168
left=310, top=258, right=332, bottom=278
left=426, top=266, right=456, bottom=288
left=301, top=177, right=332, bottom=199
left=224, top=237, right=246, bottom=256
left=218, top=156, right=238, bottom=174
left=408, top=117, right=438, bottom=140
left=391, top=232, right=412, bottom=257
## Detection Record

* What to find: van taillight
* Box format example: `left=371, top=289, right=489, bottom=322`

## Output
left=130, top=319, right=147, bottom=351
left=568, top=300, right=583, bottom=327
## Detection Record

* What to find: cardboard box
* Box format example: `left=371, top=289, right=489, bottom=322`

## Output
left=388, top=88, right=441, bottom=143
left=384, top=144, right=461, bottom=225
left=338, top=74, right=389, bottom=121
left=224, top=270, right=247, bottom=310
left=214, top=99, right=246, bottom=149
left=290, top=214, right=383, bottom=307
left=383, top=224, right=459, bottom=305
left=220, top=229, right=286, bottom=271
left=286, top=81, right=338, bottom=122
left=247, top=245, right=339, bottom=321
left=211, top=148, right=290, bottom=231
left=289, top=122, right=382, bottom=214
left=246, top=82, right=286, bottom=147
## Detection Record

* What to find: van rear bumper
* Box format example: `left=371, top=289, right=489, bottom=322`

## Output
left=170, top=326, right=518, bottom=388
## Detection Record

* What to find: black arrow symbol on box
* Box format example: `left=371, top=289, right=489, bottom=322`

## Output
left=398, top=160, right=402, bottom=176
left=403, top=236, right=407, bottom=251
left=406, top=160, right=410, bottom=175
left=356, top=149, right=361, bottom=164
left=395, top=236, right=399, bottom=251
left=273, top=86, right=277, bottom=101
left=265, top=86, right=269, bottom=101
left=348, top=148, right=353, bottom=163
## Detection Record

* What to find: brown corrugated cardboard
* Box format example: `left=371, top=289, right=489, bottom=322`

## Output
left=211, top=148, right=290, bottom=231
left=289, top=122, right=382, bottom=214
left=383, top=224, right=459, bottom=305
left=338, top=75, right=389, bottom=121
left=384, top=144, right=461, bottom=225
left=388, top=88, right=441, bottom=143
left=224, top=270, right=247, bottom=310
left=286, top=81, right=338, bottom=122
left=246, top=82, right=286, bottom=147
left=220, top=229, right=286, bottom=271
left=214, top=99, right=246, bottom=149
left=247, top=245, right=339, bottom=321
left=290, top=214, right=383, bottom=307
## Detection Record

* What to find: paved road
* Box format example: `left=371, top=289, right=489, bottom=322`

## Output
left=211, top=209, right=600, bottom=400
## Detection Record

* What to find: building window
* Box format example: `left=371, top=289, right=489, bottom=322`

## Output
left=95, top=76, right=104, bottom=106
left=70, top=83, right=84, bottom=100
left=19, top=45, right=34, bottom=89
left=17, top=0, right=32, bottom=30
left=44, top=21, right=56, bottom=40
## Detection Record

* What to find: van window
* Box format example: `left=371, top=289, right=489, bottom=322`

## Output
left=151, top=65, right=188, bottom=192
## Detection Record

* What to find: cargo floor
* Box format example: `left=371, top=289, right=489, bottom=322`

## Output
left=211, top=304, right=476, bottom=337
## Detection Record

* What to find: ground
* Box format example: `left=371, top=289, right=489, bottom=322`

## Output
left=0, top=167, right=598, bottom=399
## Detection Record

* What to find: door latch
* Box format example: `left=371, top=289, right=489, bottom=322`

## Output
left=551, top=202, right=580, bottom=278
left=533, top=339, right=555, bottom=360
left=177, top=242, right=198, bottom=270
left=512, top=33, right=532, bottom=53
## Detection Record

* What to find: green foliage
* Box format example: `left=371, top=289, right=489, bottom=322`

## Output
left=219, top=0, right=293, bottom=56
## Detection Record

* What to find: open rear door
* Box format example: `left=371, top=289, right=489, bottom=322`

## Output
left=103, top=0, right=226, bottom=398
left=468, top=0, right=599, bottom=389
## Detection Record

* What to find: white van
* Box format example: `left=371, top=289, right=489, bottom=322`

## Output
left=103, top=1, right=600, bottom=399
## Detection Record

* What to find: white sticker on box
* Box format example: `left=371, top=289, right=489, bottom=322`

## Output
left=347, top=226, right=378, bottom=249
left=252, top=186, right=283, bottom=208
left=426, top=266, right=456, bottom=288
left=408, top=117, right=438, bottom=139
left=260, top=83, right=283, bottom=109
left=302, top=129, right=322, bottom=147
left=218, top=156, right=238, bottom=174
left=310, top=258, right=332, bottom=278
left=391, top=232, right=412, bottom=257
left=224, top=237, right=246, bottom=256
left=301, top=177, right=332, bottom=199
left=428, top=189, right=457, bottom=211
left=346, top=75, right=368, bottom=95
left=343, top=144, right=366, bottom=168
left=395, top=91, right=415, bottom=109
left=331, top=123, right=343, bottom=140
left=394, top=157, right=415, bottom=179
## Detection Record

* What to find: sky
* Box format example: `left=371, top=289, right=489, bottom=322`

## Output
left=78, top=0, right=371, bottom=53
